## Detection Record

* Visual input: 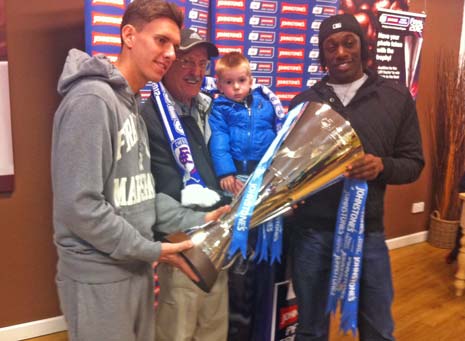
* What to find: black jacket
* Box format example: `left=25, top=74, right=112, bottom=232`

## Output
left=289, top=70, right=424, bottom=232
left=141, top=94, right=229, bottom=213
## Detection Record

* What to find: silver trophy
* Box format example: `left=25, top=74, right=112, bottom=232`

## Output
left=404, top=34, right=423, bottom=95
left=165, top=101, right=365, bottom=292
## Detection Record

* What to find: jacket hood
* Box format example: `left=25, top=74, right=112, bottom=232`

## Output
left=57, top=49, right=128, bottom=96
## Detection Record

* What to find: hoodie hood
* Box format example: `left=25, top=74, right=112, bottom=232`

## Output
left=57, top=49, right=128, bottom=97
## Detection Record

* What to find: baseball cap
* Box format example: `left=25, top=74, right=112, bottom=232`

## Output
left=178, top=28, right=219, bottom=59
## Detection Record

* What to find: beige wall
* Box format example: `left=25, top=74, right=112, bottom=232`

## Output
left=0, top=0, right=462, bottom=329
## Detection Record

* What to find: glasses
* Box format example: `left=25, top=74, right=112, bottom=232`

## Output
left=176, top=58, right=210, bottom=70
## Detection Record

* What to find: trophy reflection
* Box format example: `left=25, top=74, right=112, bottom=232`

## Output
left=404, top=34, right=423, bottom=98
left=165, top=101, right=365, bottom=292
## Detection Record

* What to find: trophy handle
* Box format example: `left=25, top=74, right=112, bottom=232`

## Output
left=221, top=248, right=256, bottom=271
left=221, top=251, right=241, bottom=271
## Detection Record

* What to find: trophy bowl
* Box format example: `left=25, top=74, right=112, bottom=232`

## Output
left=165, top=101, right=365, bottom=292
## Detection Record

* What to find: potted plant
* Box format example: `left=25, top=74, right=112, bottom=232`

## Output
left=427, top=53, right=465, bottom=248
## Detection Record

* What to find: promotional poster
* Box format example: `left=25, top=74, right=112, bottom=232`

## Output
left=375, top=8, right=426, bottom=99
left=85, top=0, right=422, bottom=108
left=209, top=0, right=334, bottom=108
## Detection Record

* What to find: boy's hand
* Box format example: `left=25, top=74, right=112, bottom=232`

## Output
left=220, top=175, right=244, bottom=196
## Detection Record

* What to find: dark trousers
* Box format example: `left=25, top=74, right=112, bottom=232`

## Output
left=228, top=227, right=290, bottom=341
left=291, top=228, right=395, bottom=341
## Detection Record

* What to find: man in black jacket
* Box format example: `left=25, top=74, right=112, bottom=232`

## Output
left=288, top=14, right=424, bottom=340
left=140, top=28, right=230, bottom=341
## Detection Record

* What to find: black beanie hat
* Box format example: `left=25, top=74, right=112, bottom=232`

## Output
left=318, top=14, right=368, bottom=67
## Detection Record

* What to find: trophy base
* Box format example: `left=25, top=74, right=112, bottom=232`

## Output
left=164, top=232, right=218, bottom=293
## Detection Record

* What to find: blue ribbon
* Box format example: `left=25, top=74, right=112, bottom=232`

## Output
left=327, top=178, right=368, bottom=335
left=228, top=103, right=305, bottom=260
left=255, top=222, right=270, bottom=263
left=270, top=216, right=283, bottom=264
left=253, top=217, right=282, bottom=264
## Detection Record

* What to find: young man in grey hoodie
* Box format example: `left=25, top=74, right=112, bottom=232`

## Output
left=51, top=1, right=228, bottom=340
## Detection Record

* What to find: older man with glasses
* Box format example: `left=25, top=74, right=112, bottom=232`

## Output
left=140, top=28, right=230, bottom=341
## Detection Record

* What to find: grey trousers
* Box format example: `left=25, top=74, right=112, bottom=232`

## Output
left=56, top=267, right=154, bottom=341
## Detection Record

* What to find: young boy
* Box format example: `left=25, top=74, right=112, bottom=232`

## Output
left=209, top=52, right=282, bottom=196
left=209, top=52, right=285, bottom=340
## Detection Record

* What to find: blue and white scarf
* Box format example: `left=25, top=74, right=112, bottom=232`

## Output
left=151, top=82, right=220, bottom=208
left=254, top=83, right=286, bottom=129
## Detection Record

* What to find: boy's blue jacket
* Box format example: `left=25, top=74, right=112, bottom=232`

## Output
left=209, top=87, right=277, bottom=178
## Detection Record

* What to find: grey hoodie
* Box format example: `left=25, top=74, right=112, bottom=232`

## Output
left=52, top=49, right=204, bottom=283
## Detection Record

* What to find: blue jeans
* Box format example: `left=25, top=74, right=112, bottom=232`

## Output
left=291, top=228, right=395, bottom=341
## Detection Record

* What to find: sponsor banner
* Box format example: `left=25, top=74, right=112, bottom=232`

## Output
left=271, top=280, right=298, bottom=341
left=211, top=0, right=337, bottom=109
left=84, top=0, right=211, bottom=104
left=85, top=0, right=128, bottom=57
left=375, top=8, right=426, bottom=99
left=84, top=0, right=422, bottom=109
left=85, top=0, right=211, bottom=57
left=255, top=75, right=273, bottom=86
